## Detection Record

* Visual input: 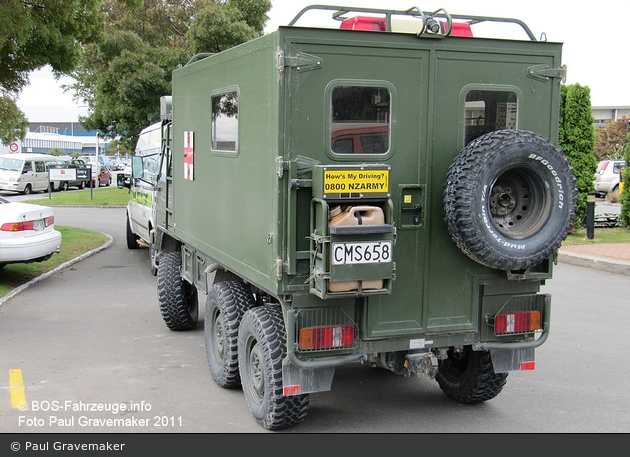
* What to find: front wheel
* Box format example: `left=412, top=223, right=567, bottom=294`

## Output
left=238, top=306, right=309, bottom=430
left=157, top=251, right=198, bottom=331
left=436, top=346, right=508, bottom=403
left=205, top=281, right=255, bottom=388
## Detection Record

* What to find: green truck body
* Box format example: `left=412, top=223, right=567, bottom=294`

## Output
left=125, top=5, right=577, bottom=429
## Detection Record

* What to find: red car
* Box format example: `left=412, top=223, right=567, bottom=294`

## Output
left=93, top=165, right=112, bottom=187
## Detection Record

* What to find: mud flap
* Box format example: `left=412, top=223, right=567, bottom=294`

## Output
left=489, top=347, right=535, bottom=373
left=282, top=356, right=335, bottom=395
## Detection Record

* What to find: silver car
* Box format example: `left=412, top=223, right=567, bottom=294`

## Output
left=594, top=159, right=625, bottom=197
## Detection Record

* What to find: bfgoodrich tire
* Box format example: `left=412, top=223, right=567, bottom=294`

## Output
left=443, top=129, right=577, bottom=270
left=436, top=346, right=508, bottom=404
left=238, top=306, right=309, bottom=430
left=157, top=251, right=198, bottom=331
left=205, top=281, right=255, bottom=388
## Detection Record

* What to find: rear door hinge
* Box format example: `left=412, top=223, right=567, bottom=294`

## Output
left=284, top=52, right=324, bottom=72
left=527, top=64, right=567, bottom=83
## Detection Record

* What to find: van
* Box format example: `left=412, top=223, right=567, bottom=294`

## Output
left=122, top=120, right=164, bottom=275
left=0, top=153, right=61, bottom=194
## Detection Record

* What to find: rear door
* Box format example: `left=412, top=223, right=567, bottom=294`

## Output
left=284, top=30, right=431, bottom=338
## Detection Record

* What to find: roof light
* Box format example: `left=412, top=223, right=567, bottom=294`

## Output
left=494, top=310, right=541, bottom=335
left=299, top=324, right=353, bottom=350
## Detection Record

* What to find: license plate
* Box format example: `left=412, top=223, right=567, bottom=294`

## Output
left=331, top=241, right=392, bottom=265
left=33, top=219, right=44, bottom=231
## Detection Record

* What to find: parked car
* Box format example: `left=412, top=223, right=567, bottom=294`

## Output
left=0, top=196, right=61, bottom=268
left=94, top=165, right=112, bottom=187
left=594, top=159, right=626, bottom=197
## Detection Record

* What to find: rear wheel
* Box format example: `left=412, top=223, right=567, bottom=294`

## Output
left=436, top=346, right=508, bottom=403
left=157, top=251, right=198, bottom=331
left=238, top=305, right=309, bottom=430
left=205, top=281, right=255, bottom=387
left=60, top=182, right=69, bottom=192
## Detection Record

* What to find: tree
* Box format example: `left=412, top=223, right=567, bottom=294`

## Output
left=558, top=83, right=597, bottom=229
left=594, top=118, right=629, bottom=161
left=0, top=0, right=105, bottom=145
left=71, top=0, right=271, bottom=150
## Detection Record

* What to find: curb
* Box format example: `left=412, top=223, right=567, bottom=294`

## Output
left=0, top=233, right=114, bottom=307
left=557, top=250, right=630, bottom=276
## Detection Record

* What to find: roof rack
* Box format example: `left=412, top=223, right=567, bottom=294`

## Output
left=287, top=4, right=537, bottom=41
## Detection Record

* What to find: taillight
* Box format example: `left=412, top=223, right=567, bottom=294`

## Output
left=494, top=310, right=541, bottom=335
left=299, top=324, right=353, bottom=350
left=44, top=216, right=54, bottom=227
left=1, top=221, right=34, bottom=231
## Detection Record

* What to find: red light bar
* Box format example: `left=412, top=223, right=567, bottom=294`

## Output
left=299, top=324, right=353, bottom=350
left=494, top=310, right=541, bottom=335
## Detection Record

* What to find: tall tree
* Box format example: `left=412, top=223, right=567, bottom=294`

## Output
left=0, top=0, right=105, bottom=145
left=620, top=126, right=630, bottom=228
left=594, top=118, right=629, bottom=161
left=71, top=0, right=271, bottom=150
left=558, top=83, right=597, bottom=229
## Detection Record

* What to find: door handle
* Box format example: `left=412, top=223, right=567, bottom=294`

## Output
left=402, top=204, right=422, bottom=225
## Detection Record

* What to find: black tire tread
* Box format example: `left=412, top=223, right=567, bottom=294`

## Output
left=157, top=251, right=198, bottom=331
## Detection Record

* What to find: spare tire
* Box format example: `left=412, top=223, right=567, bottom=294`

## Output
left=443, top=129, right=577, bottom=271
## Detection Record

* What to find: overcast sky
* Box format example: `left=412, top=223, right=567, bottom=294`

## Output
left=16, top=0, right=630, bottom=121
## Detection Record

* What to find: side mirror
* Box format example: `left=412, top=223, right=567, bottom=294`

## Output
left=117, top=172, right=130, bottom=189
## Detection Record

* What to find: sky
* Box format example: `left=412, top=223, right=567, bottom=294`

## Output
left=16, top=0, right=630, bottom=121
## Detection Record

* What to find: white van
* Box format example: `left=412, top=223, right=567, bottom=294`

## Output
left=0, top=153, right=61, bottom=194
left=120, top=121, right=163, bottom=274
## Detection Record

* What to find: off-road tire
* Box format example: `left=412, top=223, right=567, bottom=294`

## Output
left=205, top=281, right=255, bottom=388
left=238, top=305, right=309, bottom=430
left=125, top=214, right=139, bottom=249
left=436, top=346, right=508, bottom=403
left=444, top=129, right=577, bottom=270
left=157, top=251, right=198, bottom=331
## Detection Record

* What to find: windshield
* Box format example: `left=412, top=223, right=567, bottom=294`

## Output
left=0, top=158, right=23, bottom=171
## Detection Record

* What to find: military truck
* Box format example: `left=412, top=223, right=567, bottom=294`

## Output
left=123, top=5, right=576, bottom=429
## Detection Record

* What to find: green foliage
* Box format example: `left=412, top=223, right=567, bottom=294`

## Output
left=0, top=97, right=29, bottom=145
left=559, top=84, right=597, bottom=228
left=72, top=0, right=272, bottom=150
left=0, top=0, right=104, bottom=143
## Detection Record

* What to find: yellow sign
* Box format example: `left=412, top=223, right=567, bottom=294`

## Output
left=323, top=169, right=389, bottom=194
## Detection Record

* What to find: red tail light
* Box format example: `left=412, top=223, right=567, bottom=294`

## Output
left=494, top=310, right=541, bottom=335
left=1, top=216, right=53, bottom=232
left=299, top=324, right=353, bottom=350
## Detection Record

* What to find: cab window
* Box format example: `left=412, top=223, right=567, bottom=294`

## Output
left=211, top=92, right=238, bottom=152
left=465, top=90, right=518, bottom=145
left=331, top=86, right=390, bottom=154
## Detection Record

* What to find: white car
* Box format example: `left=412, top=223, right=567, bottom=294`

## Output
left=594, top=159, right=625, bottom=197
left=0, top=196, right=62, bottom=268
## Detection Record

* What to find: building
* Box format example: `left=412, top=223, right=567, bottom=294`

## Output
left=592, top=106, right=630, bottom=128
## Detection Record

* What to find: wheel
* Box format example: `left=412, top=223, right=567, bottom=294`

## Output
left=106, top=177, right=111, bottom=186
left=443, top=129, right=577, bottom=270
left=23, top=184, right=32, bottom=195
left=238, top=305, right=309, bottom=430
left=157, top=251, right=198, bottom=330
left=436, top=346, right=508, bottom=403
left=61, top=181, right=68, bottom=192
left=125, top=215, right=139, bottom=249
left=79, top=181, right=86, bottom=189
left=205, top=282, right=255, bottom=388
